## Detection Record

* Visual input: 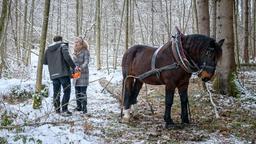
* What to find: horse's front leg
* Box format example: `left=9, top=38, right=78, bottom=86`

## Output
left=164, top=88, right=175, bottom=128
left=179, top=89, right=189, bottom=124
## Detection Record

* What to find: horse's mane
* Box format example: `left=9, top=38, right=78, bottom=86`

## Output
left=184, top=34, right=222, bottom=60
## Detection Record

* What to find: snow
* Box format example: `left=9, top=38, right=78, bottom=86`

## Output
left=0, top=66, right=121, bottom=143
left=0, top=51, right=121, bottom=143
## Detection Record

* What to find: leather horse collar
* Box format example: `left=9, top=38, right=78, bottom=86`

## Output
left=171, top=30, right=200, bottom=73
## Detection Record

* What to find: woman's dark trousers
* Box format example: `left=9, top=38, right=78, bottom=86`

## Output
left=75, top=86, right=87, bottom=113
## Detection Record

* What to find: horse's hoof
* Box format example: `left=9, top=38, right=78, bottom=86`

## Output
left=182, top=119, right=190, bottom=124
left=121, top=117, right=130, bottom=123
left=165, top=122, right=175, bottom=129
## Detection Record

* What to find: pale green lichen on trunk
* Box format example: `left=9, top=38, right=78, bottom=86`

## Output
left=212, top=74, right=220, bottom=93
left=227, top=72, right=242, bottom=97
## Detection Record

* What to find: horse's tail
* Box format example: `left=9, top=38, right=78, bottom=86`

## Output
left=121, top=50, right=129, bottom=118
left=121, top=47, right=137, bottom=118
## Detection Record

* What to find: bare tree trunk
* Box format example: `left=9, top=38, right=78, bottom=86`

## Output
left=253, top=0, right=256, bottom=59
left=243, top=0, right=249, bottom=63
left=210, top=0, right=216, bottom=39
left=196, top=0, right=210, bottom=36
left=15, top=0, right=20, bottom=63
left=125, top=0, right=130, bottom=50
left=96, top=0, right=101, bottom=70
left=112, top=0, right=117, bottom=69
left=80, top=0, right=83, bottom=35
left=50, top=0, right=54, bottom=40
left=135, top=0, right=145, bottom=43
left=76, top=0, right=79, bottom=36
left=164, top=0, right=171, bottom=38
left=56, top=0, right=61, bottom=35
left=0, top=0, right=10, bottom=78
left=129, top=0, right=135, bottom=45
left=25, top=0, right=35, bottom=66
left=193, top=0, right=199, bottom=33
left=23, top=0, right=28, bottom=64
left=182, top=0, right=185, bottom=32
left=65, top=0, right=69, bottom=39
left=234, top=0, right=240, bottom=69
left=113, top=0, right=125, bottom=69
left=35, top=0, right=51, bottom=92
left=214, top=0, right=240, bottom=96
left=151, top=0, right=154, bottom=45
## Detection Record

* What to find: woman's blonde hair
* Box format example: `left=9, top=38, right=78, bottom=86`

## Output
left=74, top=37, right=89, bottom=54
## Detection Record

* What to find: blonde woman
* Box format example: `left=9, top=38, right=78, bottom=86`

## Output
left=72, top=37, right=90, bottom=113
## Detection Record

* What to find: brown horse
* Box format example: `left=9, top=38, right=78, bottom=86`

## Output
left=121, top=28, right=224, bottom=128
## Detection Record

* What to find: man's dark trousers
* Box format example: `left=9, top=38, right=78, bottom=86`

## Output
left=52, top=76, right=71, bottom=112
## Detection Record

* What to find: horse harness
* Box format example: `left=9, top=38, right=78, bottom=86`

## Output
left=137, top=32, right=199, bottom=81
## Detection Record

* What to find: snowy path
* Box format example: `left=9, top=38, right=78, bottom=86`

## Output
left=0, top=68, right=122, bottom=143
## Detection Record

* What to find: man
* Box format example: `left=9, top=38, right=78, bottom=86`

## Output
left=44, top=36, right=78, bottom=116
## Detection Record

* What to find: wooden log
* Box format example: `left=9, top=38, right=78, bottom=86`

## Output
left=99, top=78, right=122, bottom=104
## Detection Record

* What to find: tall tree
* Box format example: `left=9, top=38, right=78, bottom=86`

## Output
left=243, top=0, right=249, bottom=63
left=23, top=0, right=28, bottom=63
left=196, top=0, right=210, bottom=36
left=76, top=0, right=83, bottom=36
left=253, top=0, right=256, bottom=59
left=125, top=0, right=130, bottom=50
left=96, top=0, right=101, bottom=70
left=57, top=0, right=62, bottom=35
left=234, top=0, right=240, bottom=68
left=164, top=0, right=172, bottom=38
left=210, top=0, right=217, bottom=39
left=0, top=0, right=10, bottom=78
left=214, top=0, right=240, bottom=96
left=35, top=0, right=51, bottom=92
left=76, top=0, right=80, bottom=36
left=26, top=0, right=35, bottom=65
left=192, top=0, right=199, bottom=33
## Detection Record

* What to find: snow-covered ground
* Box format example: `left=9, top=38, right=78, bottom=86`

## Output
left=0, top=51, right=124, bottom=143
left=0, top=65, right=123, bottom=143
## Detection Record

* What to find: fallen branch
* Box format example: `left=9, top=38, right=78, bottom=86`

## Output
left=205, top=82, right=220, bottom=119
left=0, top=119, right=80, bottom=129
left=89, top=77, right=106, bottom=83
left=99, top=79, right=122, bottom=103
left=101, top=76, right=114, bottom=93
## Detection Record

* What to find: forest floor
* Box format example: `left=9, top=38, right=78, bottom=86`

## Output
left=0, top=68, right=255, bottom=143
left=98, top=70, right=256, bottom=143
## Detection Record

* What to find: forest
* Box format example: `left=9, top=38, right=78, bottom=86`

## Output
left=0, top=0, right=255, bottom=143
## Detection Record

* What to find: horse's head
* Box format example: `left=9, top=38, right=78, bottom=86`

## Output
left=195, top=37, right=224, bottom=82
left=183, top=35, right=224, bottom=82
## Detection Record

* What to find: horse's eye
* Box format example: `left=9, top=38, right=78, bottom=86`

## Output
left=208, top=47, right=214, bottom=51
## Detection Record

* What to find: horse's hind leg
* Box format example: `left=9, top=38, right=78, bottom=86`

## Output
left=130, top=79, right=143, bottom=114
left=122, top=77, right=134, bottom=122
left=130, top=79, right=143, bottom=105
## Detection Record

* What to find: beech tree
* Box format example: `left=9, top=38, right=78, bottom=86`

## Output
left=214, top=0, right=241, bottom=96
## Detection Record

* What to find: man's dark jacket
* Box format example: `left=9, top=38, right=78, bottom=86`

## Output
left=44, top=41, right=76, bottom=80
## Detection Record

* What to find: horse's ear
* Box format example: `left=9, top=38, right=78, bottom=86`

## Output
left=217, top=39, right=225, bottom=47
left=175, top=26, right=185, bottom=38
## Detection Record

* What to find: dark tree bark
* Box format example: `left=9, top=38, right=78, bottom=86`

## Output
left=243, top=0, right=249, bottom=63
left=35, top=0, right=51, bottom=92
